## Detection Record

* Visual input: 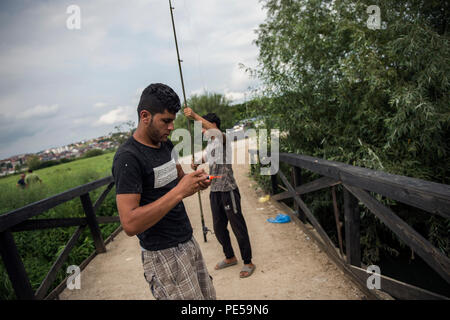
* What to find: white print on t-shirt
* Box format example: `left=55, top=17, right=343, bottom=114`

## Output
left=153, top=159, right=178, bottom=189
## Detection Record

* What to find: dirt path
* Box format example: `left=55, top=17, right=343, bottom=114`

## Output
left=59, top=139, right=365, bottom=300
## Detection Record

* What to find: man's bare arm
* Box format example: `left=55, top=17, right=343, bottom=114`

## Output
left=116, top=189, right=182, bottom=236
left=176, top=163, right=185, bottom=179
left=184, top=107, right=226, bottom=144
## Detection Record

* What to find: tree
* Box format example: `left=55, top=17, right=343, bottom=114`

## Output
left=172, top=92, right=247, bottom=153
left=254, top=0, right=449, bottom=182
left=26, top=155, right=41, bottom=171
left=109, top=120, right=136, bottom=146
left=83, top=149, right=104, bottom=158
left=174, top=92, right=235, bottom=131
left=252, top=0, right=450, bottom=264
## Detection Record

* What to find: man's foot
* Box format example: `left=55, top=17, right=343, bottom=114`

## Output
left=215, top=257, right=238, bottom=270
left=240, top=263, right=256, bottom=278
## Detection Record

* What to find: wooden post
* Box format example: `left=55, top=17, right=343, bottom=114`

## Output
left=331, top=186, right=344, bottom=256
left=80, top=193, right=106, bottom=253
left=271, top=173, right=278, bottom=195
left=0, top=231, right=35, bottom=300
left=343, top=187, right=361, bottom=267
left=291, top=166, right=306, bottom=223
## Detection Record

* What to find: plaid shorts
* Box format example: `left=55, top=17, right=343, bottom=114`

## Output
left=141, top=237, right=216, bottom=300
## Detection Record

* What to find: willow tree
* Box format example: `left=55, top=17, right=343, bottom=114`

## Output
left=252, top=0, right=449, bottom=263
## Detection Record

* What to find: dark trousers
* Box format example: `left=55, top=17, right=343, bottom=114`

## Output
left=210, top=188, right=252, bottom=264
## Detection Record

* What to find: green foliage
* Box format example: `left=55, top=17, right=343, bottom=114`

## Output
left=26, top=155, right=41, bottom=171
left=174, top=92, right=231, bottom=131
left=0, top=152, right=119, bottom=300
left=250, top=0, right=449, bottom=264
left=37, top=160, right=60, bottom=169
left=83, top=149, right=104, bottom=158
left=109, top=120, right=136, bottom=146
left=172, top=92, right=247, bottom=155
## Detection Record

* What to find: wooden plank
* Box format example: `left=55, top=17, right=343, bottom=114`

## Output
left=11, top=218, right=87, bottom=232
left=339, top=169, right=450, bottom=220
left=279, top=153, right=450, bottom=219
left=277, top=170, right=343, bottom=261
left=350, top=265, right=449, bottom=300
left=272, top=176, right=340, bottom=201
left=11, top=216, right=119, bottom=232
left=279, top=153, right=342, bottom=180
left=0, top=231, right=35, bottom=300
left=291, top=166, right=306, bottom=223
left=34, top=225, right=86, bottom=300
left=270, top=174, right=278, bottom=195
left=344, top=184, right=450, bottom=284
left=93, top=182, right=115, bottom=214
left=331, top=186, right=344, bottom=256
left=343, top=187, right=361, bottom=267
left=96, top=216, right=120, bottom=224
left=0, top=176, right=114, bottom=232
left=80, top=193, right=106, bottom=254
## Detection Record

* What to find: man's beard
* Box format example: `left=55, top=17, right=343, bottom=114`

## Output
left=147, top=121, right=166, bottom=145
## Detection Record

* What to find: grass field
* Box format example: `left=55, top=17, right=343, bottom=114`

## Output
left=0, top=151, right=120, bottom=300
left=0, top=152, right=115, bottom=214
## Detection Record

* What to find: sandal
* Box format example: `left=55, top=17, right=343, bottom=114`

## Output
left=215, top=259, right=238, bottom=270
left=240, top=264, right=256, bottom=278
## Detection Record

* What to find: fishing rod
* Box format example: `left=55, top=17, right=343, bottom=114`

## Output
left=169, top=0, right=210, bottom=242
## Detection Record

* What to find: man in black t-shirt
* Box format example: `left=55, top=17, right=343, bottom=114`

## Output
left=112, top=83, right=216, bottom=300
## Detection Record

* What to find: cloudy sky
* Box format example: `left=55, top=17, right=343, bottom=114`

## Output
left=0, top=0, right=266, bottom=160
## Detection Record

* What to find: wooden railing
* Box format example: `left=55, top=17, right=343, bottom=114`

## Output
left=2, top=152, right=449, bottom=300
left=270, top=152, right=450, bottom=300
left=0, top=176, right=120, bottom=300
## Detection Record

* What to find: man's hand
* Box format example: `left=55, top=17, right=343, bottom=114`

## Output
left=175, top=169, right=210, bottom=198
left=183, top=107, right=197, bottom=120
left=197, top=174, right=211, bottom=191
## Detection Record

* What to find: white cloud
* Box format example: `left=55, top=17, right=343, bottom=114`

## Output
left=230, top=65, right=254, bottom=90
left=94, top=106, right=134, bottom=126
left=131, top=87, right=145, bottom=105
left=224, top=90, right=246, bottom=103
left=16, top=104, right=59, bottom=119
left=73, top=116, right=95, bottom=126
left=0, top=0, right=267, bottom=159
left=93, top=102, right=107, bottom=108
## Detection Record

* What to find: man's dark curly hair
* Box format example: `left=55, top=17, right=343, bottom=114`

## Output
left=137, top=83, right=181, bottom=119
left=202, top=113, right=221, bottom=130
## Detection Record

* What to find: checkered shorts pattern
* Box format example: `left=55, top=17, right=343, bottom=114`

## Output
left=141, top=237, right=216, bottom=300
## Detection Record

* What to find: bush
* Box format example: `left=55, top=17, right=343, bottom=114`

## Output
left=83, top=149, right=104, bottom=158
left=250, top=0, right=449, bottom=264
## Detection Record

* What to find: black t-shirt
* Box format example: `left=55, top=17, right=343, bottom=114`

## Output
left=112, top=136, right=192, bottom=251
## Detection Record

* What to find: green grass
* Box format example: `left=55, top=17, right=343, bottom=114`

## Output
left=0, top=151, right=120, bottom=300
left=0, top=152, right=115, bottom=215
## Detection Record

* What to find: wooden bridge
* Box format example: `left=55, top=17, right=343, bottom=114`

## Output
left=1, top=139, right=449, bottom=300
